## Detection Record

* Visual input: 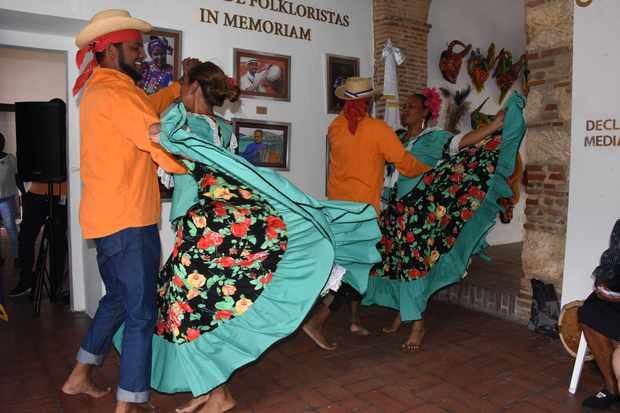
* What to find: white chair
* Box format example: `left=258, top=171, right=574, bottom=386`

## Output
left=569, top=331, right=589, bottom=394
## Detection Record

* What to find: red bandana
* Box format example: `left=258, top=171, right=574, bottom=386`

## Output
left=343, top=99, right=369, bottom=135
left=73, top=29, right=142, bottom=96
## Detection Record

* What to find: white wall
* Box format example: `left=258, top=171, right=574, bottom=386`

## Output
left=0, top=1, right=374, bottom=314
left=0, top=46, right=67, bottom=155
left=562, top=0, right=620, bottom=305
left=427, top=0, right=526, bottom=246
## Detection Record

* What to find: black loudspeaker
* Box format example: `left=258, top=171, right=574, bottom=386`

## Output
left=15, top=100, right=67, bottom=183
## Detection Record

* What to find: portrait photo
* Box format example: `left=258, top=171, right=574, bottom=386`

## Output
left=139, top=29, right=181, bottom=96
left=234, top=49, right=291, bottom=102
left=326, top=54, right=360, bottom=114
left=233, top=119, right=291, bottom=170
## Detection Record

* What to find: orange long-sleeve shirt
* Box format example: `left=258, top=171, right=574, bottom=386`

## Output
left=327, top=114, right=430, bottom=214
left=79, top=67, right=185, bottom=239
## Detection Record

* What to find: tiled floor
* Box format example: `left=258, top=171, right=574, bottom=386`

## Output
left=0, top=283, right=608, bottom=413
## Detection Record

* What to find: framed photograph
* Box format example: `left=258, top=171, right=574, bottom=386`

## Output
left=140, top=29, right=181, bottom=199
left=234, top=48, right=291, bottom=102
left=326, top=54, right=360, bottom=114
left=140, top=29, right=182, bottom=96
left=233, top=119, right=291, bottom=170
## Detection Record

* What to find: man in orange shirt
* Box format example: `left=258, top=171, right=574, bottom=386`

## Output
left=303, top=77, right=429, bottom=351
left=60, top=10, right=194, bottom=413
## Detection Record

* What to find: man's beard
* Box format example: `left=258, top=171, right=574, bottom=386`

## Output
left=119, top=53, right=142, bottom=83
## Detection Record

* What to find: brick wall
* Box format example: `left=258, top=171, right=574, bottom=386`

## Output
left=373, top=0, right=431, bottom=116
left=518, top=0, right=573, bottom=321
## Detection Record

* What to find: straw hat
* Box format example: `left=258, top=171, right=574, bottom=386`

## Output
left=335, top=77, right=377, bottom=100
left=75, top=9, right=152, bottom=48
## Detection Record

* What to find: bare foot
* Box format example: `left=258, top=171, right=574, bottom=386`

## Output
left=302, top=323, right=337, bottom=351
left=349, top=323, right=371, bottom=337
left=401, top=320, right=426, bottom=353
left=197, top=386, right=236, bottom=413
left=115, top=401, right=157, bottom=413
left=62, top=363, right=110, bottom=398
left=382, top=313, right=402, bottom=334
left=176, top=395, right=210, bottom=413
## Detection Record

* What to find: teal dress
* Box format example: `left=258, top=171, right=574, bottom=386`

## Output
left=363, top=92, right=527, bottom=321
left=114, top=103, right=380, bottom=396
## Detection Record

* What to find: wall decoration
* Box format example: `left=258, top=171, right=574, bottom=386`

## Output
left=233, top=118, right=291, bottom=170
left=326, top=54, right=360, bottom=114
left=470, top=97, right=495, bottom=130
left=494, top=50, right=526, bottom=103
left=439, top=86, right=472, bottom=134
left=439, top=40, right=472, bottom=84
left=139, top=29, right=182, bottom=199
left=467, top=43, right=497, bottom=93
left=234, top=49, right=291, bottom=102
left=522, top=56, right=530, bottom=97
left=139, top=29, right=181, bottom=95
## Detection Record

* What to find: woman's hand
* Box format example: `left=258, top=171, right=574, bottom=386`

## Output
left=149, top=123, right=161, bottom=144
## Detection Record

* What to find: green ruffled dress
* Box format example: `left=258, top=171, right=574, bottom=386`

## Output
left=363, top=92, right=527, bottom=321
left=114, top=103, right=380, bottom=396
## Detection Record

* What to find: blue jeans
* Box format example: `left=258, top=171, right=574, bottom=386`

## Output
left=77, top=225, right=160, bottom=403
left=0, top=196, right=18, bottom=258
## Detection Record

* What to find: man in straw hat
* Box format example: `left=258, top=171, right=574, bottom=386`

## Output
left=62, top=9, right=198, bottom=413
left=302, top=77, right=430, bottom=351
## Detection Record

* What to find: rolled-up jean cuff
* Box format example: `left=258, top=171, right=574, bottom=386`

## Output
left=76, top=347, right=105, bottom=366
left=117, top=387, right=149, bottom=403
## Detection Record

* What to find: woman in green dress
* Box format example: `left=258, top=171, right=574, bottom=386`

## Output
left=114, top=62, right=381, bottom=412
left=364, top=89, right=526, bottom=351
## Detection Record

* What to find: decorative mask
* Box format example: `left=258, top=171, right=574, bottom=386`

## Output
left=494, top=50, right=526, bottom=103
left=439, top=40, right=472, bottom=84
left=467, top=43, right=497, bottom=93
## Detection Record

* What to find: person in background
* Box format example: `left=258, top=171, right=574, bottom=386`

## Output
left=579, top=219, right=620, bottom=410
left=9, top=98, right=69, bottom=299
left=302, top=77, right=430, bottom=351
left=7, top=179, right=67, bottom=298
left=0, top=132, right=21, bottom=267
left=60, top=9, right=195, bottom=413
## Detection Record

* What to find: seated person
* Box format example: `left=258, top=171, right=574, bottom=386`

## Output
left=579, top=219, right=620, bottom=410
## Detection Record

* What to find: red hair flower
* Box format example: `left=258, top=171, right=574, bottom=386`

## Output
left=422, top=87, right=442, bottom=121
left=227, top=76, right=237, bottom=88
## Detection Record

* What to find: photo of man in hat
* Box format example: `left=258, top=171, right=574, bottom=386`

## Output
left=239, top=57, right=271, bottom=93
left=62, top=9, right=198, bottom=413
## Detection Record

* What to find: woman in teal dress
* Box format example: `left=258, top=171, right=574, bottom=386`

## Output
left=113, top=62, right=381, bottom=412
left=364, top=89, right=526, bottom=351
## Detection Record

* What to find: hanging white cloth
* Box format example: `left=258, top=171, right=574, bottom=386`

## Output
left=382, top=39, right=405, bottom=130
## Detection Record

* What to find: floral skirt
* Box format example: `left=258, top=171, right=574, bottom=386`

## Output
left=156, top=169, right=288, bottom=345
left=113, top=164, right=380, bottom=397
left=363, top=134, right=522, bottom=321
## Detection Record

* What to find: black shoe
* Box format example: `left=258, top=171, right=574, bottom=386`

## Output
left=8, top=282, right=32, bottom=298
left=582, top=389, right=619, bottom=410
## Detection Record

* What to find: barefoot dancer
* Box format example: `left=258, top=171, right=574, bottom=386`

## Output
left=364, top=91, right=527, bottom=351
left=62, top=9, right=195, bottom=413
left=302, top=77, right=430, bottom=351
left=114, top=62, right=380, bottom=413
